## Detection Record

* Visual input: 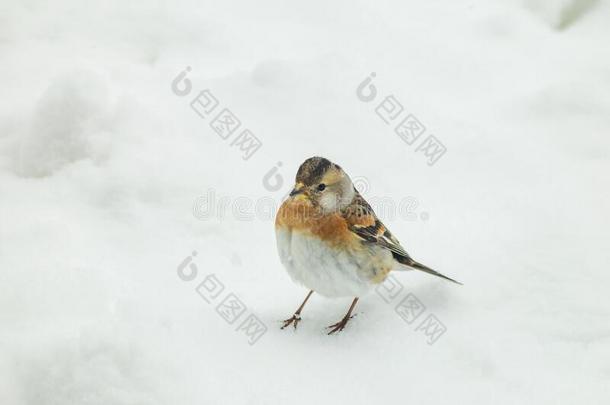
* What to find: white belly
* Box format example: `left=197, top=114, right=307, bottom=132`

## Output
left=276, top=227, right=391, bottom=298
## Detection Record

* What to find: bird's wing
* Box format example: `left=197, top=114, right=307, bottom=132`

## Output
left=342, top=192, right=412, bottom=260
left=343, top=191, right=462, bottom=285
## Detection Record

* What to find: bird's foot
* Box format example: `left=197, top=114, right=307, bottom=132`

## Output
left=281, top=314, right=302, bottom=330
left=326, top=314, right=356, bottom=335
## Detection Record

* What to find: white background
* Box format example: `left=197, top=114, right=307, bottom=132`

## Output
left=1, top=1, right=609, bottom=404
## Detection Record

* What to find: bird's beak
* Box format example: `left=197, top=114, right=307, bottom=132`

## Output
left=289, top=183, right=307, bottom=199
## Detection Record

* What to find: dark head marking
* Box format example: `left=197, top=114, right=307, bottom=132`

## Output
left=296, top=156, right=333, bottom=185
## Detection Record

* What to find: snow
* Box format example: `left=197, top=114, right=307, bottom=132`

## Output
left=1, top=0, right=609, bottom=404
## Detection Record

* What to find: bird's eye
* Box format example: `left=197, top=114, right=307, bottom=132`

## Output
left=317, top=183, right=326, bottom=191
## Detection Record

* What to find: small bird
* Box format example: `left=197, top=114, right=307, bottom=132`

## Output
left=275, top=157, right=461, bottom=334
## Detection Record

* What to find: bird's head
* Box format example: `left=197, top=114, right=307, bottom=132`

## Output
left=288, top=157, right=355, bottom=213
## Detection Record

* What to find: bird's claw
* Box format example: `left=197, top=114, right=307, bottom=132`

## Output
left=281, top=314, right=302, bottom=330
left=326, top=314, right=356, bottom=335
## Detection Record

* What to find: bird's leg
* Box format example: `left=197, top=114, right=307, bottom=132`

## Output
left=327, top=297, right=359, bottom=335
left=281, top=290, right=314, bottom=330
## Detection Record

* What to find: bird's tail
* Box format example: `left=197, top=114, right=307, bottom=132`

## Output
left=397, top=257, right=462, bottom=285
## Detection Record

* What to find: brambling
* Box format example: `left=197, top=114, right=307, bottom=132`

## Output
left=275, top=156, right=461, bottom=334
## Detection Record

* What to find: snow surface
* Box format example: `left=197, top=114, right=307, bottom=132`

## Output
left=1, top=0, right=609, bottom=404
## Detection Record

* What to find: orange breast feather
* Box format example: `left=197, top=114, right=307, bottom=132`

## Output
left=276, top=199, right=356, bottom=248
